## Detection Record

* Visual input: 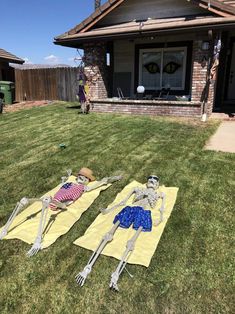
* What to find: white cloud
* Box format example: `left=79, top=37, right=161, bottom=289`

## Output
left=44, top=54, right=60, bottom=64
left=23, top=57, right=33, bottom=64
left=68, top=57, right=81, bottom=65
left=68, top=57, right=75, bottom=62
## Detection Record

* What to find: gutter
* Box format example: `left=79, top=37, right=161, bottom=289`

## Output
left=54, top=21, right=235, bottom=47
left=0, top=57, right=24, bottom=64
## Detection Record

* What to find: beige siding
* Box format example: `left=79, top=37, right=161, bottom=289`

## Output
left=114, top=41, right=134, bottom=73
left=113, top=41, right=135, bottom=96
left=98, top=0, right=207, bottom=26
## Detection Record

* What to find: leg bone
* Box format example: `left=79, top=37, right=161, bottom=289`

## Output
left=0, top=197, right=30, bottom=240
left=75, top=221, right=120, bottom=286
left=110, top=226, right=143, bottom=291
left=26, top=196, right=51, bottom=257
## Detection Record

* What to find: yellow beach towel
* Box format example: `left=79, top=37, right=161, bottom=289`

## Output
left=74, top=180, right=178, bottom=267
left=0, top=176, right=111, bottom=249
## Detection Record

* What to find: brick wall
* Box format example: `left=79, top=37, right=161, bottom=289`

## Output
left=91, top=100, right=202, bottom=117
left=191, top=40, right=215, bottom=115
left=83, top=42, right=108, bottom=99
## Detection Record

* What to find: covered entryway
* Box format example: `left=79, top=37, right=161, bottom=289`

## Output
left=226, top=38, right=235, bottom=103
left=215, top=34, right=235, bottom=114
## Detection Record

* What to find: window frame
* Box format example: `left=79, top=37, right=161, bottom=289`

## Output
left=139, top=47, right=187, bottom=90
left=135, top=41, right=193, bottom=96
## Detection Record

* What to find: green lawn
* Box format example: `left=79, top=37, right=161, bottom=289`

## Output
left=0, top=103, right=234, bottom=314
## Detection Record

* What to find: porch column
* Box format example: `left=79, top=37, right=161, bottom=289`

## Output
left=83, top=42, right=108, bottom=100
left=191, top=40, right=215, bottom=116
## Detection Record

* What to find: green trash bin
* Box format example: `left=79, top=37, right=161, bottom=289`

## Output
left=0, top=81, right=15, bottom=105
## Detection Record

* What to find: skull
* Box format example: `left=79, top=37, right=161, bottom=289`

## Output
left=146, top=175, right=159, bottom=189
left=76, top=174, right=90, bottom=185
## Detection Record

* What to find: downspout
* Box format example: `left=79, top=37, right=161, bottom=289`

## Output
left=201, top=58, right=212, bottom=121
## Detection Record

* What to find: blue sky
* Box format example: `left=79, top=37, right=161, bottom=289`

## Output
left=2, top=1, right=105, bottom=66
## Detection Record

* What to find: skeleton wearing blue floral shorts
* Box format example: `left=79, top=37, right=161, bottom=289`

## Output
left=75, top=175, right=166, bottom=291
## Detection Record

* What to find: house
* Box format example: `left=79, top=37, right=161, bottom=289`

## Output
left=0, top=48, right=24, bottom=81
left=54, top=0, right=235, bottom=117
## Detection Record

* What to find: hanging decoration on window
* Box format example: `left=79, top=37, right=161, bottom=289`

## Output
left=144, top=62, right=160, bottom=74
left=163, top=62, right=181, bottom=74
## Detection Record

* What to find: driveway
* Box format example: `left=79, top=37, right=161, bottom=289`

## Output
left=205, top=121, right=235, bottom=153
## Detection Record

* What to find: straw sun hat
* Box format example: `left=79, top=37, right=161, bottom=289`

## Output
left=77, top=167, right=96, bottom=182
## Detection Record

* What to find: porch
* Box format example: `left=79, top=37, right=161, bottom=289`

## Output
left=83, top=34, right=211, bottom=118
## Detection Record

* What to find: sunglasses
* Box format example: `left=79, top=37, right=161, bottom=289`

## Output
left=78, top=175, right=90, bottom=181
left=148, top=175, right=159, bottom=181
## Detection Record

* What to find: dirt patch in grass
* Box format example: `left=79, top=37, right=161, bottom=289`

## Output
left=2, top=100, right=52, bottom=113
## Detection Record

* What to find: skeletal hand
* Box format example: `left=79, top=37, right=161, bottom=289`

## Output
left=110, top=271, right=120, bottom=291
left=106, top=175, right=123, bottom=183
left=100, top=177, right=109, bottom=184
left=75, top=265, right=92, bottom=286
left=100, top=208, right=109, bottom=214
left=154, top=218, right=164, bottom=227
left=61, top=169, right=72, bottom=184
left=61, top=176, right=67, bottom=184
left=26, top=240, right=42, bottom=257
left=66, top=169, right=72, bottom=177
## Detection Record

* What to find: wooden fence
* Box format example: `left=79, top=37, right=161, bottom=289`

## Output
left=15, top=67, right=80, bottom=102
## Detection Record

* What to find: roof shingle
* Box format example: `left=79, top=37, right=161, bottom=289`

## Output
left=0, top=48, right=24, bottom=64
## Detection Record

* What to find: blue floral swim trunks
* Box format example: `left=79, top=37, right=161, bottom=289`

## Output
left=113, top=206, right=152, bottom=232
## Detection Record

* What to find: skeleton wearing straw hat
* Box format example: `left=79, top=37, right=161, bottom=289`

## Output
left=0, top=168, right=121, bottom=257
left=75, top=175, right=165, bottom=292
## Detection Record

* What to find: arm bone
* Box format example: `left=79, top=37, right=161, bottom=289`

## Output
left=86, top=175, right=122, bottom=192
left=156, top=192, right=166, bottom=226
left=61, top=169, right=72, bottom=185
left=101, top=189, right=135, bottom=214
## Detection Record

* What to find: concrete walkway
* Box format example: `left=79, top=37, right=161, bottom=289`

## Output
left=205, top=121, right=235, bottom=153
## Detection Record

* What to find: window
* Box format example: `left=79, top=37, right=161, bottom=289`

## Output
left=139, top=47, right=187, bottom=90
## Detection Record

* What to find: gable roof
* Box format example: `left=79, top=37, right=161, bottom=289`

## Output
left=56, top=0, right=235, bottom=38
left=0, top=48, right=24, bottom=64
left=56, top=0, right=125, bottom=38
left=54, top=0, right=235, bottom=47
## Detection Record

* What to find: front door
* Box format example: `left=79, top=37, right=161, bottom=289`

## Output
left=227, top=41, right=235, bottom=101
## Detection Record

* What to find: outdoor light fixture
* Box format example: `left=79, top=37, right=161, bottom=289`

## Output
left=137, top=85, right=145, bottom=99
left=201, top=41, right=210, bottom=51
left=137, top=85, right=145, bottom=93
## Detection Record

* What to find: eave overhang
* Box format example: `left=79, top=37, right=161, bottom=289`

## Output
left=0, top=48, right=24, bottom=64
left=0, top=58, right=24, bottom=64
left=54, top=17, right=235, bottom=48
